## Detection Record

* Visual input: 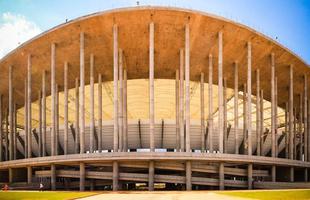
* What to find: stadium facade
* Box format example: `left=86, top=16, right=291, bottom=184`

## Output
left=0, top=6, right=310, bottom=191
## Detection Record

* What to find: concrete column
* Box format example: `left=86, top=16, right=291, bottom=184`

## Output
left=201, top=72, right=205, bottom=152
left=256, top=69, right=261, bottom=156
left=24, top=79, right=28, bottom=158
left=272, top=165, right=276, bottom=182
left=179, top=49, right=185, bottom=152
left=275, top=77, right=278, bottom=156
left=208, top=54, right=213, bottom=152
left=27, top=55, right=32, bottom=158
left=64, top=62, right=68, bottom=155
left=185, top=23, right=190, bottom=153
left=112, top=161, right=119, bottom=191
left=38, top=90, right=42, bottom=157
left=260, top=90, right=264, bottom=154
left=243, top=84, right=247, bottom=154
left=285, top=102, right=289, bottom=158
left=299, top=94, right=303, bottom=161
left=223, top=78, right=227, bottom=153
left=5, top=110, right=8, bottom=161
left=98, top=74, right=103, bottom=151
left=248, top=164, right=253, bottom=189
left=176, top=70, right=180, bottom=151
left=13, top=103, right=17, bottom=160
left=305, top=168, right=308, bottom=182
left=234, top=62, right=239, bottom=154
left=8, top=168, right=13, bottom=183
left=271, top=53, right=276, bottom=157
left=80, top=162, right=85, bottom=191
left=80, top=32, right=85, bottom=154
left=51, top=43, right=56, bottom=156
left=290, top=167, right=294, bottom=182
left=42, top=71, right=46, bottom=157
left=75, top=78, right=80, bottom=154
left=51, top=164, right=56, bottom=190
left=8, top=65, right=13, bottom=161
left=186, top=160, right=192, bottom=191
left=218, top=31, right=224, bottom=153
left=0, top=95, right=2, bottom=161
left=149, top=22, right=155, bottom=152
left=294, top=108, right=297, bottom=159
left=55, top=85, right=59, bottom=155
left=90, top=54, right=95, bottom=153
left=247, top=42, right=252, bottom=156
left=118, top=49, right=123, bottom=151
left=113, top=24, right=119, bottom=152
left=304, top=75, right=308, bottom=161
left=148, top=161, right=154, bottom=191
left=27, top=166, right=32, bottom=184
left=123, top=70, right=128, bottom=151
left=219, top=162, right=224, bottom=190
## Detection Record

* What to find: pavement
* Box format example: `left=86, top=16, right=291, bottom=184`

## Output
left=78, top=191, right=253, bottom=200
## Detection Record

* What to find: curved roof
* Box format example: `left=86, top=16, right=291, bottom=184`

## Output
left=0, top=6, right=308, bottom=113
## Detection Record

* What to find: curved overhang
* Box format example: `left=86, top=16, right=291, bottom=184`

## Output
left=0, top=6, right=308, bottom=111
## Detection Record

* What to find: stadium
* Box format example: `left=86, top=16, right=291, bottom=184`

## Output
left=0, top=6, right=309, bottom=191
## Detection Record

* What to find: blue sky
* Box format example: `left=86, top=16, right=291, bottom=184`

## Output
left=0, top=0, right=309, bottom=64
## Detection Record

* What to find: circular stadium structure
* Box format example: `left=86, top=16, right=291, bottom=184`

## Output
left=0, top=6, right=310, bottom=191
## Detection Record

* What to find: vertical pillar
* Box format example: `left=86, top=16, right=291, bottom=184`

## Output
left=42, top=71, right=46, bottom=157
left=38, top=90, right=42, bottom=157
left=275, top=78, right=278, bottom=156
left=289, top=65, right=294, bottom=159
left=27, top=166, right=32, bottom=184
left=218, top=31, right=224, bottom=153
left=294, top=108, right=297, bottom=159
left=64, top=62, right=68, bottom=155
left=113, top=24, right=119, bottom=152
left=200, top=72, right=205, bottom=152
left=234, top=62, right=239, bottom=154
left=118, top=50, right=123, bottom=151
left=208, top=54, right=213, bottom=152
left=243, top=84, right=247, bottom=154
left=80, top=162, right=85, bottom=191
left=271, top=53, right=276, bottom=158
left=148, top=161, right=154, bottom=191
left=223, top=78, right=227, bottom=153
left=186, top=160, right=192, bottom=191
left=149, top=22, right=155, bottom=152
left=219, top=162, right=224, bottom=190
left=285, top=102, right=289, bottom=158
left=112, top=161, right=119, bottom=191
left=304, top=75, right=308, bottom=161
left=247, top=42, right=252, bottom=156
left=75, top=78, right=80, bottom=154
left=260, top=90, right=264, bottom=155
left=179, top=49, right=185, bottom=152
left=5, top=110, right=8, bottom=161
left=90, top=54, right=95, bottom=153
left=27, top=55, right=32, bottom=158
left=248, top=164, right=253, bottom=189
left=8, top=65, right=13, bottom=160
left=51, top=43, right=56, bottom=156
left=272, top=165, right=276, bottom=182
left=176, top=70, right=180, bottom=151
left=98, top=74, right=103, bottom=152
left=80, top=32, right=85, bottom=154
left=0, top=95, right=2, bottom=161
left=51, top=164, right=56, bottom=190
left=13, top=103, right=16, bottom=160
left=185, top=23, right=190, bottom=153
left=24, top=79, right=28, bottom=158
left=299, top=94, right=303, bottom=161
left=9, top=168, right=13, bottom=183
left=256, top=69, right=261, bottom=156
left=55, top=85, right=59, bottom=155
left=123, top=70, right=128, bottom=151
left=290, top=167, right=294, bottom=182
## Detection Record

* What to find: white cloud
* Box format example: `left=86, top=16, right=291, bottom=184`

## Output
left=0, top=12, right=41, bottom=59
